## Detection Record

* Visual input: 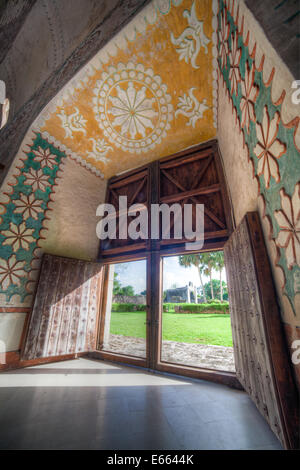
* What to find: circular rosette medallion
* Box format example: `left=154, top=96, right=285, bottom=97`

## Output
left=93, top=63, right=173, bottom=153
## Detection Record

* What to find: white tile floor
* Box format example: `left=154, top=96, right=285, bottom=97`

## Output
left=0, top=358, right=282, bottom=450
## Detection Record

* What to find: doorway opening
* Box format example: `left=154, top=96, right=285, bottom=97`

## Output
left=96, top=141, right=238, bottom=383
left=97, top=250, right=235, bottom=376
left=160, top=251, right=235, bottom=372
left=100, top=259, right=148, bottom=360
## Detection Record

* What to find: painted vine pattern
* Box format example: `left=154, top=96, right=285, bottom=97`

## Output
left=218, top=0, right=300, bottom=313
left=0, top=134, right=66, bottom=301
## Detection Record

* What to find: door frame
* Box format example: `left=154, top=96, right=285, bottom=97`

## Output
left=95, top=253, right=151, bottom=369
left=152, top=246, right=239, bottom=388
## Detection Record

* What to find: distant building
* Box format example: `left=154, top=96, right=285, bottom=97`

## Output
left=164, top=282, right=198, bottom=303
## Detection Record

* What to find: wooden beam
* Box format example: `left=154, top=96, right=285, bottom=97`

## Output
left=129, top=177, right=147, bottom=205
left=160, top=149, right=213, bottom=169
left=0, top=352, right=87, bottom=371
left=109, top=170, right=148, bottom=189
left=191, top=154, right=213, bottom=189
left=159, top=229, right=228, bottom=245
left=101, top=241, right=147, bottom=256
left=160, top=184, right=221, bottom=204
left=161, top=169, right=225, bottom=229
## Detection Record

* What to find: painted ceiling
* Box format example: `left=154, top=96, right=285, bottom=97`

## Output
left=33, top=0, right=218, bottom=179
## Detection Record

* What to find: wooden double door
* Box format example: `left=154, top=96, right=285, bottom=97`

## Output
left=22, top=140, right=299, bottom=448
left=96, top=140, right=234, bottom=375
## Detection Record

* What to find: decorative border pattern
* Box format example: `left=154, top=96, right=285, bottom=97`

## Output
left=41, top=132, right=104, bottom=178
left=218, top=0, right=300, bottom=314
left=0, top=133, right=67, bottom=302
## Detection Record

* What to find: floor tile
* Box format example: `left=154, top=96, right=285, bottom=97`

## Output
left=0, top=358, right=283, bottom=450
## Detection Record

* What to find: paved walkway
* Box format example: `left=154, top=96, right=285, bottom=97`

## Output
left=104, top=334, right=235, bottom=372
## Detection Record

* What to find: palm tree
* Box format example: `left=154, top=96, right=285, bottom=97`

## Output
left=201, top=252, right=216, bottom=300
left=214, top=251, right=225, bottom=302
left=178, top=254, right=207, bottom=302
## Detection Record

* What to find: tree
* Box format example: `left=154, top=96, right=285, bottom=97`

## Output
left=113, top=272, right=122, bottom=295
left=119, top=285, right=135, bottom=296
left=178, top=254, right=207, bottom=302
left=204, top=279, right=228, bottom=301
left=201, top=252, right=216, bottom=300
left=214, top=251, right=225, bottom=302
left=113, top=272, right=135, bottom=296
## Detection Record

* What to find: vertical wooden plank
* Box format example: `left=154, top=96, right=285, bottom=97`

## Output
left=65, top=259, right=84, bottom=355
left=75, top=262, right=91, bottom=354
left=85, top=264, right=103, bottom=351
left=225, top=238, right=241, bottom=381
left=22, top=254, right=53, bottom=359
left=67, top=261, right=84, bottom=354
left=96, top=264, right=109, bottom=350
left=34, top=256, right=62, bottom=358
left=149, top=161, right=160, bottom=369
left=46, top=258, right=71, bottom=356
left=55, top=260, right=77, bottom=356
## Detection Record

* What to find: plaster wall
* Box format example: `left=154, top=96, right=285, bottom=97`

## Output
left=0, top=313, right=27, bottom=354
left=39, top=158, right=106, bottom=261
left=218, top=79, right=258, bottom=224
left=217, top=0, right=300, bottom=390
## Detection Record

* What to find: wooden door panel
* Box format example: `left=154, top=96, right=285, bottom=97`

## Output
left=101, top=167, right=149, bottom=254
left=99, top=140, right=234, bottom=260
left=159, top=145, right=229, bottom=244
left=224, top=212, right=299, bottom=449
left=22, top=254, right=103, bottom=360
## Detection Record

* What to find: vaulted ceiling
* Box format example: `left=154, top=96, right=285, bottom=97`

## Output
left=1, top=0, right=297, bottom=184
left=32, top=0, right=218, bottom=178
left=0, top=0, right=150, bottom=183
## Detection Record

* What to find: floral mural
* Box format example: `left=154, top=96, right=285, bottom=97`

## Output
left=0, top=0, right=218, bottom=304
left=0, top=134, right=66, bottom=302
left=218, top=0, right=300, bottom=314
left=36, top=0, right=218, bottom=178
left=275, top=185, right=300, bottom=270
left=93, top=63, right=173, bottom=154
left=170, top=0, right=210, bottom=67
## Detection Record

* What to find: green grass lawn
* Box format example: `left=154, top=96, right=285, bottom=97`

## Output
left=109, top=311, right=233, bottom=347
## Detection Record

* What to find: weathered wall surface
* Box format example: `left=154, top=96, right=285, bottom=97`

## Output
left=0, top=131, right=106, bottom=359
left=39, top=157, right=106, bottom=261
left=217, top=0, right=300, bottom=389
left=0, top=0, right=120, bottom=120
left=0, top=0, right=150, bottom=185
left=218, top=80, right=259, bottom=224
left=244, top=0, right=299, bottom=79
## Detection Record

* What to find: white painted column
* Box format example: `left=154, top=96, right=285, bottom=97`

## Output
left=186, top=286, right=191, bottom=303
left=194, top=286, right=198, bottom=304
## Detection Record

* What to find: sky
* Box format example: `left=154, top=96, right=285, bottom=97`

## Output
left=114, top=256, right=227, bottom=295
